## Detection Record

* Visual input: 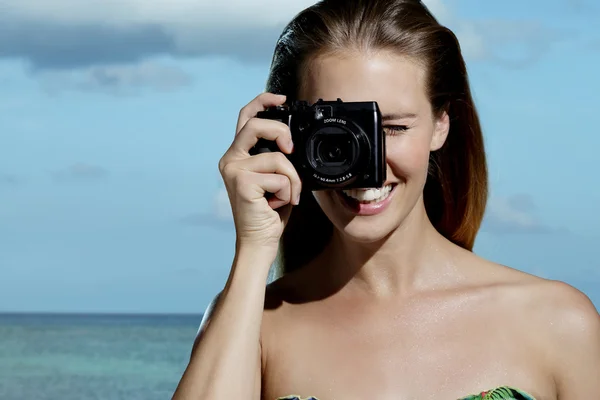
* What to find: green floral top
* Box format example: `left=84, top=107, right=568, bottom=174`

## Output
left=459, top=386, right=535, bottom=399
left=278, top=385, right=536, bottom=400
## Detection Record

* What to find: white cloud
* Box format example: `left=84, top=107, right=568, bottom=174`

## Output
left=453, top=24, right=488, bottom=61
left=482, top=194, right=562, bottom=234
left=420, top=1, right=564, bottom=65
left=179, top=187, right=232, bottom=229
left=1, top=0, right=456, bottom=42
left=1, top=0, right=315, bottom=27
left=0, top=0, right=561, bottom=74
left=486, top=196, right=538, bottom=230
left=38, top=60, right=192, bottom=95
left=0, top=0, right=316, bottom=71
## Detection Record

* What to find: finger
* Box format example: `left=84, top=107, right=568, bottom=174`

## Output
left=247, top=172, right=292, bottom=210
left=218, top=117, right=291, bottom=175
left=267, top=194, right=291, bottom=211
left=236, top=92, right=286, bottom=135
left=236, top=152, right=302, bottom=205
left=233, top=118, right=293, bottom=156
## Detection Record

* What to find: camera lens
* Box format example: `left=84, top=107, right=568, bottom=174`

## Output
left=317, top=137, right=349, bottom=164
left=308, top=126, right=360, bottom=177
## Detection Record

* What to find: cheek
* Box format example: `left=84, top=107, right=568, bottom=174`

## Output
left=385, top=133, right=432, bottom=179
left=312, top=190, right=332, bottom=213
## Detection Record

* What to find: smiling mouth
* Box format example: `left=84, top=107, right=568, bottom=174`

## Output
left=340, top=183, right=397, bottom=204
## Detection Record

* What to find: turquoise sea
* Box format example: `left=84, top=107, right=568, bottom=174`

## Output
left=0, top=313, right=202, bottom=400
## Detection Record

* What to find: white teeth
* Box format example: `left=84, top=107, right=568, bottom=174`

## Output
left=342, top=184, right=393, bottom=203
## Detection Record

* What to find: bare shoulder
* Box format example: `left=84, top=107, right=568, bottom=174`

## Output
left=525, top=278, right=600, bottom=347
left=477, top=257, right=599, bottom=356
left=500, top=269, right=599, bottom=334
left=530, top=278, right=599, bottom=323
left=462, top=252, right=598, bottom=334
left=470, top=256, right=600, bottom=386
left=477, top=258, right=599, bottom=327
left=520, top=277, right=600, bottom=395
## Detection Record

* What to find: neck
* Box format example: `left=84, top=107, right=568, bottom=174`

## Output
left=317, top=199, right=456, bottom=299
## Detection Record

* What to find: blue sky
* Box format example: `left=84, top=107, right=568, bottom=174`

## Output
left=1, top=0, right=599, bottom=313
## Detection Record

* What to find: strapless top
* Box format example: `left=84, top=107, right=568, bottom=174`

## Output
left=277, top=385, right=535, bottom=400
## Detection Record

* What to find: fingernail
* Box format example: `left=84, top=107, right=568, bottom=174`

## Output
left=295, top=194, right=301, bottom=205
left=288, top=139, right=294, bottom=152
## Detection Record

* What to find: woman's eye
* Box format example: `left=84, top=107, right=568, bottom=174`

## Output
left=383, top=125, right=408, bottom=135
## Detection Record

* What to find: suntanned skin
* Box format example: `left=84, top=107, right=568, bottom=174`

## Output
left=174, top=52, right=600, bottom=400
left=262, top=241, right=599, bottom=400
left=258, top=53, right=600, bottom=400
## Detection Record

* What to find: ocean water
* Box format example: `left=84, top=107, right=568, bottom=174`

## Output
left=0, top=313, right=202, bottom=400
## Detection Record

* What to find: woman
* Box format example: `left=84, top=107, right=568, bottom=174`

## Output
left=173, top=1, right=600, bottom=399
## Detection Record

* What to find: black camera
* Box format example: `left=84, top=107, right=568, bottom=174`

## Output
left=250, top=98, right=386, bottom=190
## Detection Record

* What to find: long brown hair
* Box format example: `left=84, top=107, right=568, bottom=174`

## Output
left=265, top=0, right=488, bottom=277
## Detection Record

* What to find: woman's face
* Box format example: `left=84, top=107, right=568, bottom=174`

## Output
left=299, top=51, right=449, bottom=243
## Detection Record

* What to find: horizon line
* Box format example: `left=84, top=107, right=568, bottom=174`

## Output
left=0, top=310, right=203, bottom=316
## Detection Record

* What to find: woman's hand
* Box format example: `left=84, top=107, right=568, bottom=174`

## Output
left=218, top=92, right=302, bottom=260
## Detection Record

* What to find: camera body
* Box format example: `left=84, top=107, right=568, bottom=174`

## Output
left=251, top=98, right=386, bottom=190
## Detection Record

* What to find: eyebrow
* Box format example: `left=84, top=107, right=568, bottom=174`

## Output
left=382, top=112, right=417, bottom=121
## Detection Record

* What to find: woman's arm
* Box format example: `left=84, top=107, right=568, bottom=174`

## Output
left=172, top=247, right=273, bottom=400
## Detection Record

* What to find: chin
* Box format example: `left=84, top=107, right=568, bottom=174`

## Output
left=337, top=217, right=400, bottom=243
left=312, top=182, right=419, bottom=244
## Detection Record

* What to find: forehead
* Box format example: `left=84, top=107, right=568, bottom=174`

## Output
left=299, top=51, right=429, bottom=114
